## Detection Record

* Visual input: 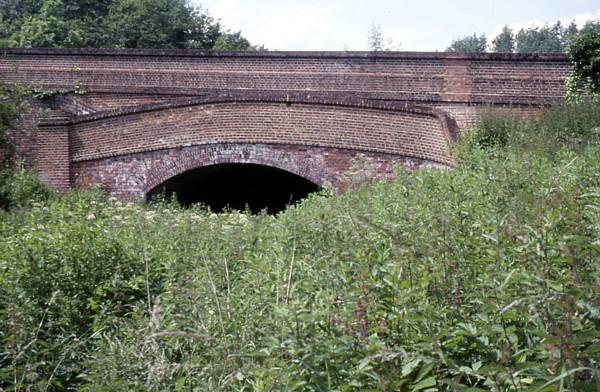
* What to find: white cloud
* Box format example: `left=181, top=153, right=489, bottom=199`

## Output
left=490, top=7, right=600, bottom=40
left=197, top=1, right=600, bottom=51
left=198, top=0, right=362, bottom=50
left=569, top=7, right=600, bottom=26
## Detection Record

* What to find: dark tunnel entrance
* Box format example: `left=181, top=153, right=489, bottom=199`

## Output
left=147, top=163, right=321, bottom=214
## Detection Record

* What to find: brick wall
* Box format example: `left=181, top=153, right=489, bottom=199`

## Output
left=36, top=119, right=71, bottom=191
left=69, top=99, right=453, bottom=166
left=0, top=49, right=570, bottom=197
left=1, top=49, right=569, bottom=109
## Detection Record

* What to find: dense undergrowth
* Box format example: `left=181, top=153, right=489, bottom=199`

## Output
left=1, top=102, right=599, bottom=391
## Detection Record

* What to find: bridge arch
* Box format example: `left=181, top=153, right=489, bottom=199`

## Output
left=47, top=92, right=456, bottom=200
left=142, top=143, right=337, bottom=196
left=72, top=142, right=439, bottom=205
left=146, top=161, right=322, bottom=213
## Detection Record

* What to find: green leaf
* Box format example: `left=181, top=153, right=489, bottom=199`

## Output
left=402, top=359, right=422, bottom=377
left=415, top=363, right=435, bottom=382
left=175, top=376, right=186, bottom=392
left=411, top=376, right=437, bottom=391
left=532, top=367, right=591, bottom=392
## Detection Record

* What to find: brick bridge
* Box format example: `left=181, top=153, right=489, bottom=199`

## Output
left=1, top=48, right=569, bottom=211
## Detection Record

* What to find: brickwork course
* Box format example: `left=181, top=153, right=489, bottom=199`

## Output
left=0, top=48, right=570, bottom=199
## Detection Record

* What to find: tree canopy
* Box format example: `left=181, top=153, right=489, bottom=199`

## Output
left=514, top=22, right=570, bottom=53
left=366, top=23, right=400, bottom=51
left=446, top=33, right=487, bottom=53
left=567, top=22, right=600, bottom=98
left=450, top=20, right=599, bottom=55
left=0, top=0, right=255, bottom=50
left=491, top=26, right=514, bottom=53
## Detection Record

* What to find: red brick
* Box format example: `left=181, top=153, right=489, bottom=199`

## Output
left=1, top=49, right=569, bottom=198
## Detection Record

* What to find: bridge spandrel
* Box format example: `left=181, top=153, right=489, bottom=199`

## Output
left=69, top=102, right=453, bottom=166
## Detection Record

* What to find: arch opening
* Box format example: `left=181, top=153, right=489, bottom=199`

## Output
left=147, top=163, right=321, bottom=214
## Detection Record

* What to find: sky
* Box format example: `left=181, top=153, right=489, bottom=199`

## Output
left=192, top=0, right=600, bottom=51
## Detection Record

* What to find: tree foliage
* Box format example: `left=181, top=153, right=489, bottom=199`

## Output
left=446, top=33, right=487, bottom=53
left=367, top=23, right=399, bottom=51
left=490, top=21, right=586, bottom=54
left=515, top=22, right=567, bottom=53
left=212, top=31, right=253, bottom=51
left=567, top=22, right=600, bottom=99
left=367, top=23, right=385, bottom=51
left=0, top=0, right=254, bottom=50
left=491, top=25, right=514, bottom=53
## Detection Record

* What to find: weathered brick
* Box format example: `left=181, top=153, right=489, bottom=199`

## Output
left=0, top=49, right=569, bottom=199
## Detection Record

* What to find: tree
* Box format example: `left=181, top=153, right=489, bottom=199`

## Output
left=567, top=22, right=600, bottom=99
left=0, top=0, right=41, bottom=21
left=446, top=33, right=487, bottom=53
left=367, top=23, right=385, bottom=51
left=367, top=23, right=399, bottom=51
left=492, top=25, right=515, bottom=53
left=563, top=21, right=580, bottom=47
left=0, top=0, right=114, bottom=47
left=0, top=0, right=253, bottom=50
left=515, top=22, right=566, bottom=53
left=106, top=0, right=197, bottom=49
left=579, top=20, right=600, bottom=35
left=212, top=31, right=253, bottom=51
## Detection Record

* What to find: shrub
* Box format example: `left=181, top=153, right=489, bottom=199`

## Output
left=0, top=166, right=53, bottom=210
left=468, top=100, right=600, bottom=156
left=1, top=104, right=599, bottom=391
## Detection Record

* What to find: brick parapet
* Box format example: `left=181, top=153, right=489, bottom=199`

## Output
left=1, top=48, right=569, bottom=61
left=1, top=48, right=569, bottom=107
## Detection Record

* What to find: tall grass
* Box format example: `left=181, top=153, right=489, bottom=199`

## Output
left=0, top=102, right=599, bottom=391
left=467, top=100, right=600, bottom=155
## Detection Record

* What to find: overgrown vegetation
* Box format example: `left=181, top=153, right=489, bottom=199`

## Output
left=468, top=101, right=600, bottom=154
left=567, top=27, right=600, bottom=100
left=0, top=85, right=52, bottom=210
left=0, top=0, right=255, bottom=50
left=0, top=100, right=599, bottom=391
left=448, top=20, right=599, bottom=54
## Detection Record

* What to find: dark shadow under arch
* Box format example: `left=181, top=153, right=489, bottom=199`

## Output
left=147, top=163, right=321, bottom=214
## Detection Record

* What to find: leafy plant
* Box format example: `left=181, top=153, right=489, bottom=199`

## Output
left=1, top=104, right=599, bottom=391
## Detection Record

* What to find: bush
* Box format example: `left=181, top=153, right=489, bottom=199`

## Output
left=469, top=100, right=600, bottom=156
left=0, top=166, right=53, bottom=210
left=1, top=144, right=599, bottom=390
left=1, top=102, right=599, bottom=390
